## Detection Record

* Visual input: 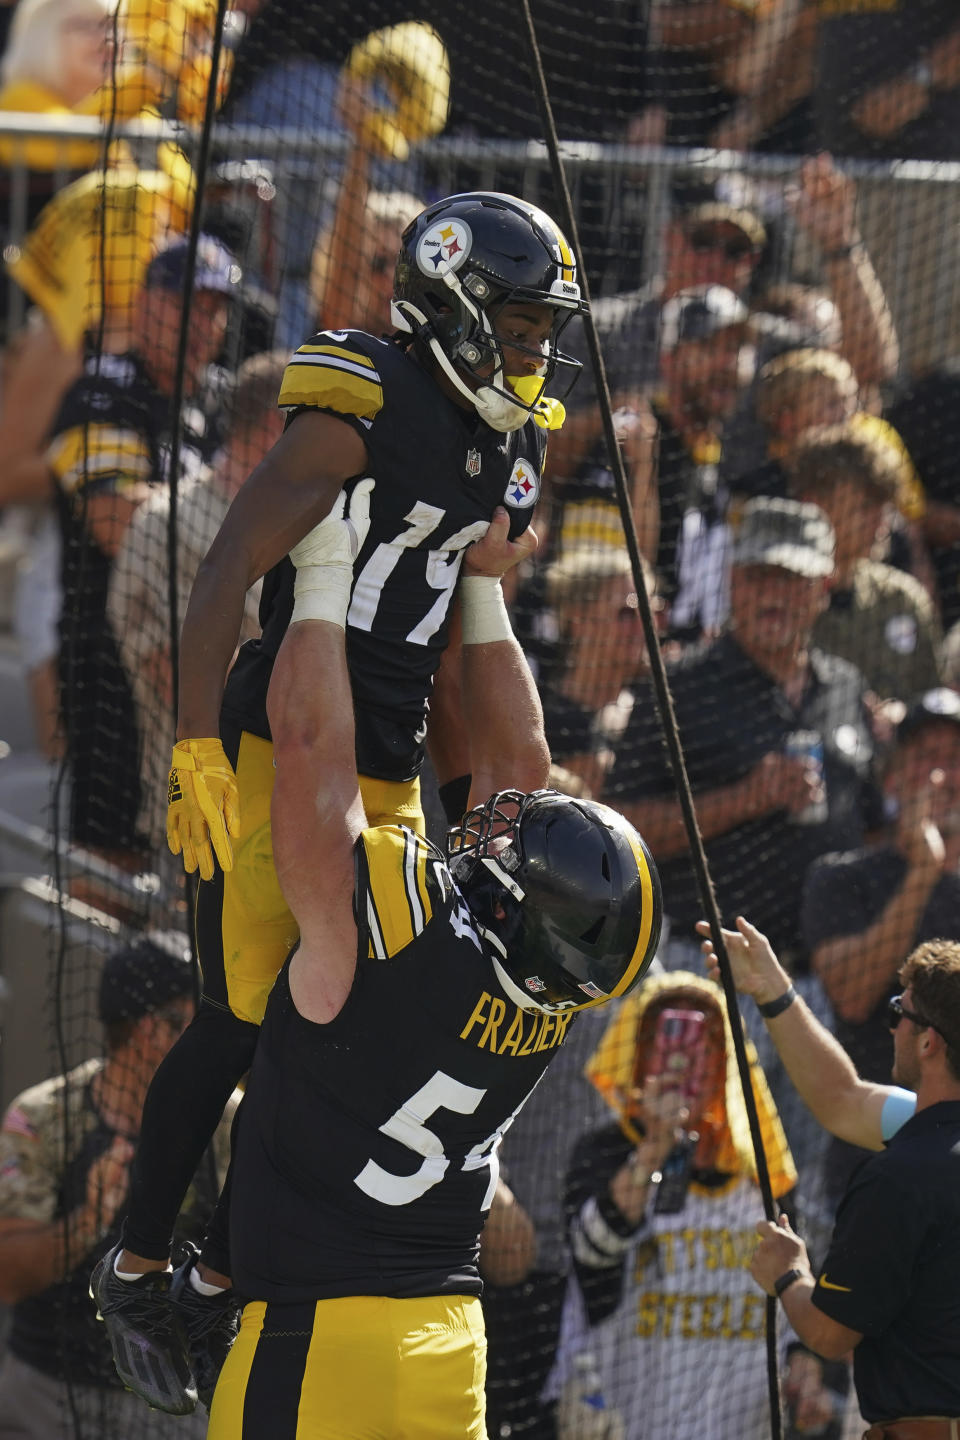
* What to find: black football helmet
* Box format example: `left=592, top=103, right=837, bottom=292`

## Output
left=447, top=790, right=662, bottom=1014
left=392, top=191, right=586, bottom=432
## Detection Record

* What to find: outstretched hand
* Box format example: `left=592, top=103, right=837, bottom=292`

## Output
left=695, top=915, right=785, bottom=1002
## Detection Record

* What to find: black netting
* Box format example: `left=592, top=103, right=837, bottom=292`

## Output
left=1, top=1, right=960, bottom=1436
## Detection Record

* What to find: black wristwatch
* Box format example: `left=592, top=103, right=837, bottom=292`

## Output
left=757, top=984, right=797, bottom=1019
left=774, top=1268, right=805, bottom=1299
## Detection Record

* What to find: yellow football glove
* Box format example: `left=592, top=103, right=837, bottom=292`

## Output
left=166, top=738, right=240, bottom=881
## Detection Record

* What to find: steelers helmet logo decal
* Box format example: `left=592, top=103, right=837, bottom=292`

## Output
left=417, top=219, right=472, bottom=277
left=504, top=457, right=540, bottom=509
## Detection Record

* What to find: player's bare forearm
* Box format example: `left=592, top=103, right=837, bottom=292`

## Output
left=427, top=612, right=471, bottom=790
left=178, top=541, right=267, bottom=738
left=267, top=620, right=364, bottom=941
left=177, top=411, right=367, bottom=738
left=459, top=511, right=550, bottom=803
left=464, top=639, right=549, bottom=806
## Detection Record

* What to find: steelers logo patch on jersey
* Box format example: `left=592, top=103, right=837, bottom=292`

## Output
left=504, top=457, right=540, bottom=509
left=417, top=219, right=472, bottom=277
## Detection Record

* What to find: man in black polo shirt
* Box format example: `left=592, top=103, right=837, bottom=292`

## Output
left=748, top=935, right=960, bottom=1437
left=606, top=496, right=878, bottom=971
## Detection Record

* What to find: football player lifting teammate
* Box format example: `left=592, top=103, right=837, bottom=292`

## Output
left=91, top=192, right=590, bottom=1414
left=214, top=487, right=664, bottom=1436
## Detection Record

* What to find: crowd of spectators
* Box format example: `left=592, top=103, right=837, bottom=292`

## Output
left=0, top=1, right=959, bottom=1437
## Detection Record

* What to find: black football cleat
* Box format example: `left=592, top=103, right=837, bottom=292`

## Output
left=90, top=1241, right=197, bottom=1414
left=170, top=1243, right=242, bottom=1411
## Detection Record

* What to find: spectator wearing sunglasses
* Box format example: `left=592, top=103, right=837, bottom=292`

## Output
left=800, top=687, right=960, bottom=1195
left=564, top=199, right=765, bottom=409
left=699, top=916, right=960, bottom=1437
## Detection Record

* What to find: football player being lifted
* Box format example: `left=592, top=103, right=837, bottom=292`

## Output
left=90, top=193, right=588, bottom=1414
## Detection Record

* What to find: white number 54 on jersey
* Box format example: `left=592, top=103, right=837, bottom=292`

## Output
left=354, top=1069, right=525, bottom=1210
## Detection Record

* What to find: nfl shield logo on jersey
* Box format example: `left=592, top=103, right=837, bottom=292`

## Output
left=504, top=457, right=540, bottom=509
left=465, top=449, right=482, bottom=478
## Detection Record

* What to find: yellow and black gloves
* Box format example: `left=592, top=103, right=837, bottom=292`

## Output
left=166, top=738, right=240, bottom=881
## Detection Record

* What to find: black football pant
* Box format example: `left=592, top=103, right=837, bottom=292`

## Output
left=121, top=1000, right=257, bottom=1269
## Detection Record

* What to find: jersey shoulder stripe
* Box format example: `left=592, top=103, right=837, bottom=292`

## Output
left=296, top=342, right=377, bottom=369
left=359, top=825, right=435, bottom=959
left=47, top=423, right=152, bottom=494
left=278, top=335, right=384, bottom=422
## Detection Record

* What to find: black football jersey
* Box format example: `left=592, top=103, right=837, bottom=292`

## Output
left=222, top=330, right=546, bottom=780
left=229, top=825, right=575, bottom=1304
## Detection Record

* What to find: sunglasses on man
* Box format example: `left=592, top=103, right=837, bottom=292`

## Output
left=686, top=227, right=758, bottom=263
left=886, top=992, right=947, bottom=1040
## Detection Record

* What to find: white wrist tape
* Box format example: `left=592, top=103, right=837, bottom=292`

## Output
left=287, top=480, right=376, bottom=629
left=288, top=497, right=359, bottom=630
left=290, top=560, right=353, bottom=628
left=460, top=575, right=513, bottom=645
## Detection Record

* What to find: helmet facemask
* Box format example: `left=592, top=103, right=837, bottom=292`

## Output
left=447, top=791, right=552, bottom=1009
left=392, top=192, right=585, bottom=433
left=393, top=276, right=581, bottom=433
left=447, top=790, right=663, bottom=1015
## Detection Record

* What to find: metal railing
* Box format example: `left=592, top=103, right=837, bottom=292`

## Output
left=4, top=113, right=960, bottom=367
left=4, top=114, right=960, bottom=373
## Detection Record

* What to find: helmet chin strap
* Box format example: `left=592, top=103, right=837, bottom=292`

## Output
left=392, top=281, right=533, bottom=433
left=428, top=335, right=531, bottom=433
left=472, top=380, right=532, bottom=434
